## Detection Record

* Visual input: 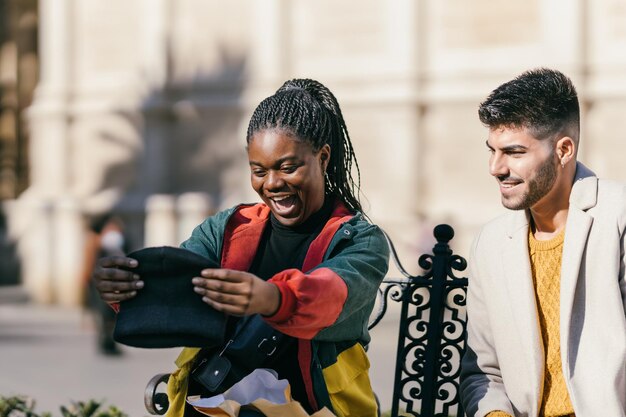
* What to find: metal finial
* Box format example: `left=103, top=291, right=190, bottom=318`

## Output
left=434, top=224, right=454, bottom=243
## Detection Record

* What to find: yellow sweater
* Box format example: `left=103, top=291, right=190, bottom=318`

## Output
left=486, top=229, right=575, bottom=417
left=528, top=228, right=574, bottom=416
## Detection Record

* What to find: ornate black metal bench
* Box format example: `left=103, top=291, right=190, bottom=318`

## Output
left=144, top=224, right=469, bottom=417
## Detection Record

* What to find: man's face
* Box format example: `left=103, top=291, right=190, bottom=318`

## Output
left=486, top=127, right=558, bottom=211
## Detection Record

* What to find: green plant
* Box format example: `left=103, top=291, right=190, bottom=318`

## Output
left=0, top=395, right=49, bottom=417
left=0, top=396, right=128, bottom=417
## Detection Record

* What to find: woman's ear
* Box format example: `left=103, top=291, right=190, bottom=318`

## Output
left=319, top=144, right=331, bottom=172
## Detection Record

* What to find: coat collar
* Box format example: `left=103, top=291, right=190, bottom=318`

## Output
left=569, top=162, right=597, bottom=211
left=221, top=200, right=354, bottom=272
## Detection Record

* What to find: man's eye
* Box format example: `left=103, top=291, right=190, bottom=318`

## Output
left=281, top=165, right=297, bottom=173
left=252, top=169, right=266, bottom=177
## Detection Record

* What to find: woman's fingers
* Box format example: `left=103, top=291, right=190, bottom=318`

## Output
left=192, top=269, right=280, bottom=316
left=192, top=269, right=255, bottom=315
left=100, top=289, right=139, bottom=303
left=95, top=256, right=139, bottom=283
left=95, top=277, right=143, bottom=293
left=98, top=267, right=139, bottom=282
left=98, top=256, right=138, bottom=269
left=192, top=277, right=250, bottom=296
left=200, top=290, right=249, bottom=315
left=95, top=278, right=143, bottom=303
left=193, top=269, right=253, bottom=294
left=93, top=256, right=143, bottom=302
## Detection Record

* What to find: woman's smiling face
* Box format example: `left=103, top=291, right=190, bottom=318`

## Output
left=248, top=128, right=330, bottom=227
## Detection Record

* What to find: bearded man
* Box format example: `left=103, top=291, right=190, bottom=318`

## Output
left=460, top=68, right=626, bottom=417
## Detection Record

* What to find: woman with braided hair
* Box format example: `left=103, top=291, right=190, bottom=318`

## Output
left=93, top=79, right=390, bottom=417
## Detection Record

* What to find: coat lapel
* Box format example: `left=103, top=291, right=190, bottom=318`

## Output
left=559, top=163, right=597, bottom=378
left=503, top=210, right=544, bottom=415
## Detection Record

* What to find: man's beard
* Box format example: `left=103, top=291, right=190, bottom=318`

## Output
left=503, top=153, right=558, bottom=211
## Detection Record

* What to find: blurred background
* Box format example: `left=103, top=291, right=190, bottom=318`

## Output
left=1, top=0, right=626, bottom=415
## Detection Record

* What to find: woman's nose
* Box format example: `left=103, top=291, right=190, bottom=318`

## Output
left=265, top=170, right=285, bottom=190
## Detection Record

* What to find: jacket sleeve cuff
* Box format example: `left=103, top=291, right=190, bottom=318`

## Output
left=264, top=281, right=296, bottom=323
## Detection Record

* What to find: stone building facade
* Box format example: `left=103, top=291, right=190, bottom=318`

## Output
left=3, top=0, right=626, bottom=305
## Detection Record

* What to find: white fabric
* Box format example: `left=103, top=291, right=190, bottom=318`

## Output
left=187, top=369, right=290, bottom=408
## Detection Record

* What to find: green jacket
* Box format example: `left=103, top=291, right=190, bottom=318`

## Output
left=166, top=200, right=389, bottom=417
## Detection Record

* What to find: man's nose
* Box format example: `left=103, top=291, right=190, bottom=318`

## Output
left=489, top=154, right=508, bottom=178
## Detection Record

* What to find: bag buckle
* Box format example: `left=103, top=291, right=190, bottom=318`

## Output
left=257, top=335, right=278, bottom=356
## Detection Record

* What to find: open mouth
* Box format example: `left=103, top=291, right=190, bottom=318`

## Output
left=269, top=195, right=298, bottom=216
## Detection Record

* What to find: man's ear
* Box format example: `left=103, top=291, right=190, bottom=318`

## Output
left=556, top=136, right=576, bottom=166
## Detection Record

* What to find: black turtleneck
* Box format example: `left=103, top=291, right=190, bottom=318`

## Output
left=249, top=197, right=335, bottom=279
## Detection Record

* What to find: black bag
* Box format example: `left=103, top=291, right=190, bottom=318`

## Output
left=191, top=354, right=235, bottom=392
left=191, top=314, right=286, bottom=393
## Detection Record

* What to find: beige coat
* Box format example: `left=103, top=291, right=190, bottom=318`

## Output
left=461, top=163, right=626, bottom=417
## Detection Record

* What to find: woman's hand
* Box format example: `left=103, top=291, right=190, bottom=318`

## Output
left=93, top=256, right=144, bottom=303
left=192, top=269, right=280, bottom=317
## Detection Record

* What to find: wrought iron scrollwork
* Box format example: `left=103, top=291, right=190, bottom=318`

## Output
left=369, top=224, right=468, bottom=417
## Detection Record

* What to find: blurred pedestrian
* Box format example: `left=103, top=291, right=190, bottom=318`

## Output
left=81, top=213, right=129, bottom=355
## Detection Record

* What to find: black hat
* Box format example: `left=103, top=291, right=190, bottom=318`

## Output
left=113, top=246, right=227, bottom=348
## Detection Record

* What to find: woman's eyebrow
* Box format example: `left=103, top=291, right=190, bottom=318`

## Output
left=249, top=156, right=299, bottom=166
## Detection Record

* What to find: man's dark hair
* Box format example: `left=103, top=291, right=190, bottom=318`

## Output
left=246, top=78, right=362, bottom=213
left=478, top=68, right=580, bottom=142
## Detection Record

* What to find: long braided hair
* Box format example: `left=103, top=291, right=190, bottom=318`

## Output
left=246, top=79, right=363, bottom=213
